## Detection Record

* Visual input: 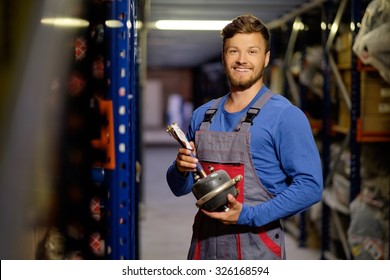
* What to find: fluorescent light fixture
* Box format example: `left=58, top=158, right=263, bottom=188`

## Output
left=41, top=17, right=89, bottom=28
left=135, top=21, right=143, bottom=30
left=293, top=21, right=305, bottom=31
left=154, top=20, right=230, bottom=30
left=104, top=20, right=142, bottom=29
left=105, top=20, right=124, bottom=28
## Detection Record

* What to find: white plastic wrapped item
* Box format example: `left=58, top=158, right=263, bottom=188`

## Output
left=352, top=0, right=390, bottom=83
left=347, top=184, right=388, bottom=259
left=299, top=46, right=324, bottom=98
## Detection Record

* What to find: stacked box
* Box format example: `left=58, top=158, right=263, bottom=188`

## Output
left=335, top=32, right=352, bottom=68
left=360, top=72, right=390, bottom=131
left=337, top=70, right=390, bottom=132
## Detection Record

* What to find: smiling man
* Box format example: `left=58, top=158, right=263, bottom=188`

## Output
left=166, top=14, right=323, bottom=260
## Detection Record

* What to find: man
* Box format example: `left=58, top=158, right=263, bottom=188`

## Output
left=166, top=14, right=323, bottom=260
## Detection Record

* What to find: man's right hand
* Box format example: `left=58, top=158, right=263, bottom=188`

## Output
left=176, top=141, right=198, bottom=174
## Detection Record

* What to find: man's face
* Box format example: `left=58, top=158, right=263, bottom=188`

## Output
left=222, top=32, right=270, bottom=91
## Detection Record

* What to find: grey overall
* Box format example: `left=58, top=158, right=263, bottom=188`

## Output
left=188, top=90, right=286, bottom=260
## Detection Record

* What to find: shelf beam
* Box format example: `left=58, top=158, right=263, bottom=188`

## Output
left=268, top=0, right=327, bottom=30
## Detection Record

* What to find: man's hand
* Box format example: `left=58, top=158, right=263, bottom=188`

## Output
left=201, top=194, right=242, bottom=225
left=176, top=141, right=198, bottom=173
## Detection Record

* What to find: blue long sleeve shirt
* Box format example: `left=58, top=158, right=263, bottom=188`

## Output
left=166, top=86, right=323, bottom=227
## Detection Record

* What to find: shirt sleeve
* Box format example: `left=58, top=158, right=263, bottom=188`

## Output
left=237, top=106, right=323, bottom=227
left=166, top=163, right=194, bottom=196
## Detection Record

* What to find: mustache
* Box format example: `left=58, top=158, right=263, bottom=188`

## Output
left=232, top=63, right=251, bottom=68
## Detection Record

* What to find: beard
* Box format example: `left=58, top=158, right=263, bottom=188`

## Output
left=225, top=66, right=264, bottom=91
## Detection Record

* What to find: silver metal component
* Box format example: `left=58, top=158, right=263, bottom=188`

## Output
left=166, top=122, right=193, bottom=150
left=166, top=122, right=207, bottom=179
left=199, top=170, right=207, bottom=178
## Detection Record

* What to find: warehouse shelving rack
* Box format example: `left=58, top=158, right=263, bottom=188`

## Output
left=321, top=0, right=389, bottom=260
left=320, top=0, right=354, bottom=260
left=272, top=0, right=389, bottom=259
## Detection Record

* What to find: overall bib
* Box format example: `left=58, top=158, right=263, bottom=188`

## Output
left=188, top=90, right=286, bottom=260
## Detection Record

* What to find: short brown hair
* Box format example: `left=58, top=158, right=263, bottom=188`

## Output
left=221, top=14, right=271, bottom=53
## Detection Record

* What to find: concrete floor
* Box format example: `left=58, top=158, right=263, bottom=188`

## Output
left=139, top=133, right=321, bottom=260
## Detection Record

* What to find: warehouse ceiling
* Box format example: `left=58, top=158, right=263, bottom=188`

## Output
left=145, top=0, right=328, bottom=68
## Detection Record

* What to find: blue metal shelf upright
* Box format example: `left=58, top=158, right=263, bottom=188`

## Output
left=104, top=0, right=139, bottom=260
left=349, top=0, right=362, bottom=203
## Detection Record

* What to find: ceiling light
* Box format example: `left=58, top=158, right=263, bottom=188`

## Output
left=293, top=21, right=306, bottom=31
left=154, top=20, right=230, bottom=31
left=105, top=20, right=124, bottom=28
left=41, top=17, right=89, bottom=28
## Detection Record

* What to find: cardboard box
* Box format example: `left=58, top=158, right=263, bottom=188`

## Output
left=360, top=115, right=390, bottom=131
left=335, top=33, right=352, bottom=68
left=361, top=72, right=390, bottom=116
left=338, top=100, right=350, bottom=128
left=337, top=70, right=352, bottom=129
left=337, top=70, right=390, bottom=131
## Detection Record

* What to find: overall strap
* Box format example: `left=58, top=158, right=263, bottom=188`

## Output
left=199, top=97, right=223, bottom=131
left=236, top=90, right=274, bottom=132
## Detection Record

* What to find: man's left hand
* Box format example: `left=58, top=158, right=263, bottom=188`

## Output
left=201, top=194, right=242, bottom=225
